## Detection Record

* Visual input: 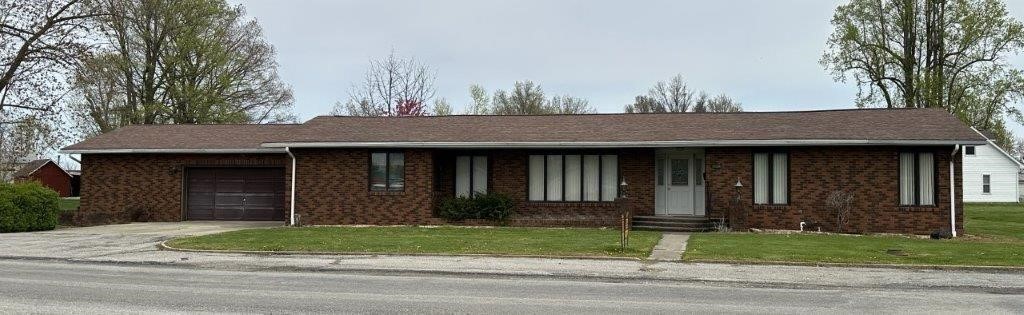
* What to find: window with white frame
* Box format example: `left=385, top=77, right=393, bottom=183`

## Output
left=753, top=152, right=788, bottom=205
left=899, top=152, right=935, bottom=206
left=455, top=156, right=488, bottom=197
left=983, top=174, right=991, bottom=194
left=528, top=154, right=617, bottom=202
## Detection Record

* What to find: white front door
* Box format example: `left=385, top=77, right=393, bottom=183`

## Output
left=655, top=150, right=705, bottom=216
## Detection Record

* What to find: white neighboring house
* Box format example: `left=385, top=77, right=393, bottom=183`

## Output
left=962, top=131, right=1023, bottom=203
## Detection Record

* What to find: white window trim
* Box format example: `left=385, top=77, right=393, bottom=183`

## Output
left=528, top=154, right=618, bottom=202
left=982, top=174, right=991, bottom=195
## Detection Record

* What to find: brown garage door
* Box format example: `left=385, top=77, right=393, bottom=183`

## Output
left=186, top=168, right=285, bottom=221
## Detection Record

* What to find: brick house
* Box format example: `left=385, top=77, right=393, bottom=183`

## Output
left=12, top=159, right=73, bottom=197
left=62, top=108, right=985, bottom=235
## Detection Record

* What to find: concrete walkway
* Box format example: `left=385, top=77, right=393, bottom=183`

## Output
left=648, top=232, right=689, bottom=261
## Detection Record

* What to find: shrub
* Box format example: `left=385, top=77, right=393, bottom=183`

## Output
left=0, top=182, right=61, bottom=233
left=438, top=196, right=476, bottom=221
left=437, top=193, right=514, bottom=222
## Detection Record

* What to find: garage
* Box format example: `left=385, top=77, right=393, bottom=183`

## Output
left=185, top=168, right=286, bottom=221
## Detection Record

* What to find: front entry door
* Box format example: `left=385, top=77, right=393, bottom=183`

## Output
left=655, top=150, right=705, bottom=215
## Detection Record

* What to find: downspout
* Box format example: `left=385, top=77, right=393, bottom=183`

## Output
left=286, top=147, right=297, bottom=226
left=950, top=144, right=960, bottom=237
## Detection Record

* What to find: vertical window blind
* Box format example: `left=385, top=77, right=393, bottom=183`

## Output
left=455, top=156, right=487, bottom=197
left=529, top=154, right=617, bottom=202
left=899, top=152, right=935, bottom=206
left=753, top=152, right=787, bottom=205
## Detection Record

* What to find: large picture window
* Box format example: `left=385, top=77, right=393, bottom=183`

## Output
left=753, top=152, right=788, bottom=205
left=528, top=154, right=617, bottom=202
left=899, top=152, right=935, bottom=206
left=370, top=152, right=404, bottom=191
left=455, top=156, right=488, bottom=197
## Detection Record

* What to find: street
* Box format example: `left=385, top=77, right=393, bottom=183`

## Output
left=0, top=259, right=1021, bottom=314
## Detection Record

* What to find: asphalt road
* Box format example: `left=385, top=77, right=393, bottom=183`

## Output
left=0, top=260, right=1021, bottom=314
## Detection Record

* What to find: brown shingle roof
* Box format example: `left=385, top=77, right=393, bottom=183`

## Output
left=62, top=108, right=985, bottom=152
left=63, top=124, right=301, bottom=152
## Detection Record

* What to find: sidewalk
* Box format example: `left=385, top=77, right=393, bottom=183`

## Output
left=7, top=244, right=1019, bottom=293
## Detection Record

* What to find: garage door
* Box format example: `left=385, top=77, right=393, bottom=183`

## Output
left=186, top=168, right=285, bottom=221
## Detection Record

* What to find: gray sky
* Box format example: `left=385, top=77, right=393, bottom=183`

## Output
left=233, top=0, right=1024, bottom=128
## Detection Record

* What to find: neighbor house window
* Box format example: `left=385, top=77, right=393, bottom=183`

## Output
left=455, top=156, right=487, bottom=197
left=899, top=152, right=935, bottom=206
left=965, top=146, right=976, bottom=155
left=753, top=152, right=788, bottom=205
left=983, top=174, right=991, bottom=194
left=370, top=152, right=404, bottom=191
left=528, top=154, right=617, bottom=202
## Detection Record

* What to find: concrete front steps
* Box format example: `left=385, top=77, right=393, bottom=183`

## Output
left=631, top=215, right=714, bottom=232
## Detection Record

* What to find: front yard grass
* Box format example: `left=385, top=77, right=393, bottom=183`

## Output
left=59, top=198, right=80, bottom=212
left=684, top=203, right=1024, bottom=266
left=166, top=226, right=662, bottom=258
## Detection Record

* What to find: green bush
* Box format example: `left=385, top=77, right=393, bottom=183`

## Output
left=437, top=193, right=514, bottom=222
left=0, top=182, right=61, bottom=233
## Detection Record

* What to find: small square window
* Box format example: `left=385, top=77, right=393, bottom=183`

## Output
left=965, top=146, right=976, bottom=155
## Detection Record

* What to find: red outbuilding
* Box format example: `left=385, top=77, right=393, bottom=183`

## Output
left=12, top=159, right=73, bottom=197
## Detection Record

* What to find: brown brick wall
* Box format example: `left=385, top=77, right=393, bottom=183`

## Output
left=78, top=154, right=288, bottom=225
left=291, top=148, right=438, bottom=225
left=705, top=146, right=963, bottom=235
left=78, top=146, right=964, bottom=234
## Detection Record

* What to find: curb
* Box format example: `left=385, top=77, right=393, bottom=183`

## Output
left=157, top=240, right=646, bottom=262
left=685, top=259, right=1024, bottom=273
left=157, top=241, right=1024, bottom=274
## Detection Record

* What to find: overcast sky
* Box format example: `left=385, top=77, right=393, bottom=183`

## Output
left=232, top=0, right=1024, bottom=129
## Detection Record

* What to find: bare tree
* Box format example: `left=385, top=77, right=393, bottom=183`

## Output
left=649, top=74, right=694, bottom=112
left=547, top=95, right=594, bottom=114
left=1, top=0, right=99, bottom=177
left=626, top=75, right=743, bottom=113
left=826, top=190, right=855, bottom=233
left=335, top=50, right=436, bottom=116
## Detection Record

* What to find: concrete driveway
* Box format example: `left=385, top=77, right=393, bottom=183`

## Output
left=0, top=221, right=280, bottom=260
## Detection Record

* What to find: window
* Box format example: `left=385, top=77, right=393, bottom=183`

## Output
left=455, top=156, right=487, bottom=197
left=983, top=174, right=991, bottom=194
left=753, top=152, right=788, bottom=205
left=695, top=158, right=704, bottom=186
left=528, top=154, right=617, bottom=202
left=965, top=146, right=976, bottom=155
left=899, top=152, right=935, bottom=206
left=370, top=152, right=404, bottom=191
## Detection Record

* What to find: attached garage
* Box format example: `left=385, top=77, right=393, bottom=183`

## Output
left=186, top=167, right=286, bottom=221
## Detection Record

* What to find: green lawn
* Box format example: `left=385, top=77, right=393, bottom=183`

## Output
left=684, top=203, right=1024, bottom=266
left=166, top=226, right=662, bottom=258
left=59, top=198, right=80, bottom=211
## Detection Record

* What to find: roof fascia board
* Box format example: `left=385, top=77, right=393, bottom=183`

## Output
left=59, top=148, right=287, bottom=154
left=262, top=139, right=987, bottom=149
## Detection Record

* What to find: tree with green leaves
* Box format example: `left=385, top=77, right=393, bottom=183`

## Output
left=488, top=80, right=594, bottom=115
left=625, top=74, right=742, bottom=113
left=822, top=0, right=1024, bottom=149
left=70, top=0, right=294, bottom=136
